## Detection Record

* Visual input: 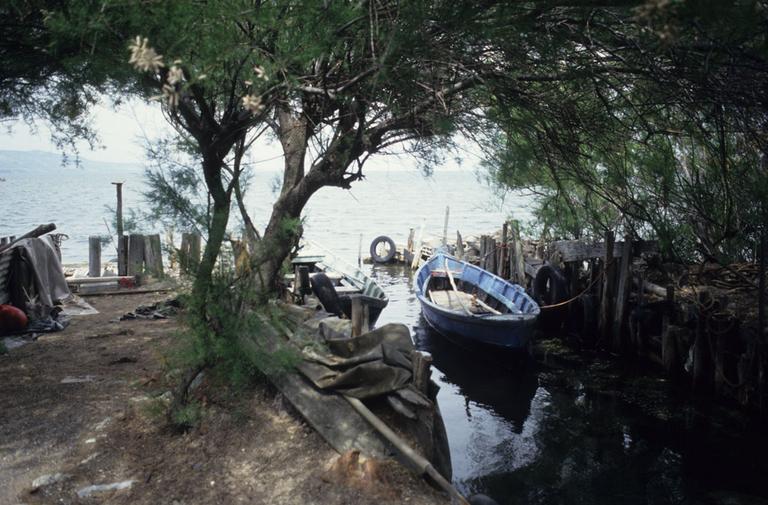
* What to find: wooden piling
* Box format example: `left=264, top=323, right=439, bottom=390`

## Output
left=180, top=232, right=202, bottom=274
left=510, top=222, right=525, bottom=286
left=88, top=236, right=101, bottom=277
left=442, top=206, right=450, bottom=246
left=407, top=228, right=415, bottom=253
left=598, top=231, right=615, bottom=344
left=456, top=231, right=464, bottom=260
left=411, top=350, right=433, bottom=395
left=610, top=235, right=632, bottom=353
left=127, top=234, right=145, bottom=278
left=112, top=182, right=126, bottom=276
left=693, top=291, right=713, bottom=393
left=661, top=285, right=678, bottom=375
left=143, top=234, right=164, bottom=278
left=350, top=296, right=369, bottom=337
left=499, top=223, right=508, bottom=278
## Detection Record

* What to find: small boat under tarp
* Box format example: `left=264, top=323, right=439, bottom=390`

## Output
left=414, top=252, right=539, bottom=349
left=289, top=244, right=389, bottom=327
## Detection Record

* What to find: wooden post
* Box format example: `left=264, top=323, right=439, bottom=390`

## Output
left=499, top=223, right=508, bottom=278
left=407, top=228, right=415, bottom=253
left=0, top=238, right=6, bottom=246
left=661, top=285, right=677, bottom=375
left=411, top=350, right=433, bottom=395
left=693, top=291, right=712, bottom=393
left=88, top=236, right=101, bottom=277
left=487, top=237, right=497, bottom=275
left=759, top=228, right=767, bottom=412
left=9, top=236, right=15, bottom=242
left=351, top=296, right=366, bottom=337
left=598, top=231, right=615, bottom=345
left=358, top=233, right=363, bottom=266
left=411, top=220, right=426, bottom=270
left=127, top=234, right=145, bottom=279
left=442, top=205, right=450, bottom=246
left=456, top=231, right=464, bottom=260
left=298, top=266, right=311, bottom=296
left=143, top=234, right=164, bottom=278
left=479, top=235, right=487, bottom=270
left=112, top=182, right=126, bottom=276
left=612, top=235, right=633, bottom=353
left=118, top=235, right=129, bottom=276
left=180, top=232, right=201, bottom=274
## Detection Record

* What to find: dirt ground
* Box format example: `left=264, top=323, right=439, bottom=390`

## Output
left=0, top=292, right=447, bottom=505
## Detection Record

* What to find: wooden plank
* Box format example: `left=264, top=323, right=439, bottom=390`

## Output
left=551, top=239, right=658, bottom=262
left=67, top=275, right=136, bottom=285
left=88, top=236, right=101, bottom=278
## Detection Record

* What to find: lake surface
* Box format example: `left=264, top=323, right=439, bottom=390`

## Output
left=2, top=157, right=767, bottom=505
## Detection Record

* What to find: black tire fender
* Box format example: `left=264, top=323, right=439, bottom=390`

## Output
left=310, top=273, right=344, bottom=317
left=532, top=264, right=570, bottom=307
left=370, top=235, right=397, bottom=263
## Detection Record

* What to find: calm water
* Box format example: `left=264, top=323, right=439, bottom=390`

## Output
left=2, top=158, right=767, bottom=505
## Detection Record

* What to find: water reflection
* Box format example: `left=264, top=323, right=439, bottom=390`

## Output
left=370, top=263, right=768, bottom=505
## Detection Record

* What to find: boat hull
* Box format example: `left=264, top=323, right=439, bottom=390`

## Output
left=419, top=295, right=537, bottom=349
left=415, top=253, right=539, bottom=349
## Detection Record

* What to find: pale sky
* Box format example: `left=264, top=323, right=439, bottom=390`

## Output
left=0, top=97, right=484, bottom=171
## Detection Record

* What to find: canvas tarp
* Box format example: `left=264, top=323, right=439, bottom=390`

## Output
left=296, top=322, right=416, bottom=399
left=7, top=236, right=71, bottom=311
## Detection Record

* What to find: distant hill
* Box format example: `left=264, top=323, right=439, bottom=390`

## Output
left=0, top=150, right=142, bottom=172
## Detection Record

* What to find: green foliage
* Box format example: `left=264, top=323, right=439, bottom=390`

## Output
left=171, top=400, right=203, bottom=429
left=173, top=268, right=299, bottom=390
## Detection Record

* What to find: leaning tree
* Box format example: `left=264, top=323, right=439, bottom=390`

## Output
left=47, top=1, right=556, bottom=306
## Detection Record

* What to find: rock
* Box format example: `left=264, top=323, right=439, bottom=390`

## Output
left=76, top=480, right=134, bottom=498
left=31, top=473, right=69, bottom=491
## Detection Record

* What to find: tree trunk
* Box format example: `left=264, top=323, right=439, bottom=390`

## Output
left=191, top=155, right=232, bottom=310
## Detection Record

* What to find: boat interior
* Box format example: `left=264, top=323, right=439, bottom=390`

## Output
left=425, top=270, right=515, bottom=315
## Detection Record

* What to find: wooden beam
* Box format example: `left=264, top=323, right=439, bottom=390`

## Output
left=551, top=239, right=658, bottom=263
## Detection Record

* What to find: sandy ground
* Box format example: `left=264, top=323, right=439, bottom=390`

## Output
left=0, top=292, right=447, bottom=505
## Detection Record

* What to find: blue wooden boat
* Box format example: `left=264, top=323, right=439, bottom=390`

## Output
left=414, top=252, right=540, bottom=349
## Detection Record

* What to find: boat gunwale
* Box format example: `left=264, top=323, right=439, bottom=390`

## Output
left=414, top=252, right=539, bottom=319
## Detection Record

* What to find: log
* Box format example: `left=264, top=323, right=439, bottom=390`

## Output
left=0, top=223, right=56, bottom=253
left=88, top=236, right=101, bottom=278
left=612, top=236, right=633, bottom=353
left=127, top=234, right=145, bottom=277
left=598, top=232, right=615, bottom=344
left=143, top=234, right=164, bottom=278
